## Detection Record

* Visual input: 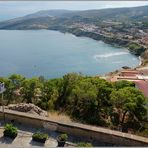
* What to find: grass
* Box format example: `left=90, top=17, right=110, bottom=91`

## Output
left=77, top=142, right=92, bottom=147
left=47, top=111, right=72, bottom=123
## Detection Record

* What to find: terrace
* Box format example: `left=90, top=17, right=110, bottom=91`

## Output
left=0, top=109, right=148, bottom=147
left=0, top=122, right=77, bottom=148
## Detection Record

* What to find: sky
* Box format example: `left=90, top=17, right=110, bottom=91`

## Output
left=0, top=1, right=148, bottom=21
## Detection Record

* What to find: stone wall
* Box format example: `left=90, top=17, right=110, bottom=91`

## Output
left=0, top=109, right=148, bottom=146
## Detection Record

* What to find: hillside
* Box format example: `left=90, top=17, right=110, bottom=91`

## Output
left=23, top=9, right=78, bottom=19
left=0, top=5, right=148, bottom=29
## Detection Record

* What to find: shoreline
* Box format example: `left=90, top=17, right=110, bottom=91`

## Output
left=56, top=28, right=146, bottom=72
left=65, top=29, right=145, bottom=76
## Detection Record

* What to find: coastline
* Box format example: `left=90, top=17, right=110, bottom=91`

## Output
left=51, top=27, right=147, bottom=58
left=54, top=28, right=146, bottom=71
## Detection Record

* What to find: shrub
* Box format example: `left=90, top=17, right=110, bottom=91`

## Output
left=58, top=133, right=68, bottom=141
left=32, top=132, right=48, bottom=143
left=77, top=142, right=92, bottom=147
left=57, top=133, right=68, bottom=147
left=3, top=124, right=18, bottom=138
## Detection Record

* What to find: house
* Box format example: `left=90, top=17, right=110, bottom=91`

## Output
left=109, top=69, right=148, bottom=98
left=141, top=36, right=148, bottom=45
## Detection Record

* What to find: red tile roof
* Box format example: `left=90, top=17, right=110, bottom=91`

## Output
left=134, top=80, right=148, bottom=98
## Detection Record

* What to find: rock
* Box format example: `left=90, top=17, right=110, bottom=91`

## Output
left=6, top=103, right=47, bottom=117
left=122, top=66, right=131, bottom=69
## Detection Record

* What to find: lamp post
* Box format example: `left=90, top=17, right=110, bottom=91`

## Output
left=0, top=82, right=6, bottom=122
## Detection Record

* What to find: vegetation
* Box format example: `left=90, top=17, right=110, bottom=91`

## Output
left=32, top=132, right=48, bottom=143
left=3, top=124, right=18, bottom=138
left=77, top=142, right=92, bottom=147
left=129, top=43, right=141, bottom=50
left=58, top=134, right=68, bottom=141
left=110, top=87, right=147, bottom=131
left=128, top=43, right=146, bottom=55
left=57, top=133, right=68, bottom=147
left=0, top=5, right=148, bottom=30
left=0, top=73, right=147, bottom=134
left=143, top=22, right=148, bottom=27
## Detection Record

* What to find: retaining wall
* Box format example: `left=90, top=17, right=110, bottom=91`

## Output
left=0, top=109, right=148, bottom=146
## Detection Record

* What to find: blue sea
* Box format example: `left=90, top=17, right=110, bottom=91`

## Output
left=0, top=30, right=139, bottom=78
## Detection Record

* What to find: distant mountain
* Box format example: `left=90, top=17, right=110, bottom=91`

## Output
left=0, top=5, right=148, bottom=29
left=23, top=9, right=79, bottom=19
left=23, top=5, right=148, bottom=20
left=68, top=5, right=148, bottom=21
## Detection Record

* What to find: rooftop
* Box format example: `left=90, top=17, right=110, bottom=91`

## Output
left=109, top=69, right=148, bottom=98
left=134, top=80, right=148, bottom=98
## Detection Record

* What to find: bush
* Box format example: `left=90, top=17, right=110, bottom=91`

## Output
left=32, top=132, right=48, bottom=143
left=58, top=133, right=68, bottom=141
left=77, top=142, right=92, bottom=147
left=3, top=124, right=18, bottom=138
left=57, top=133, right=68, bottom=147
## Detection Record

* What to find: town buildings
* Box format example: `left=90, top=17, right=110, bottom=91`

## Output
left=109, top=69, right=148, bottom=98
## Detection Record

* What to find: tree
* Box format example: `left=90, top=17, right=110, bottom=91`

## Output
left=113, top=80, right=135, bottom=90
left=57, top=73, right=82, bottom=109
left=68, top=79, right=99, bottom=124
left=38, top=78, right=63, bottom=110
left=9, top=74, right=25, bottom=89
left=21, top=78, right=43, bottom=103
left=90, top=77, right=113, bottom=121
left=0, top=77, right=16, bottom=105
left=110, top=87, right=147, bottom=129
